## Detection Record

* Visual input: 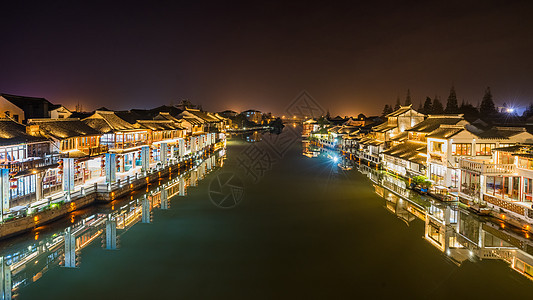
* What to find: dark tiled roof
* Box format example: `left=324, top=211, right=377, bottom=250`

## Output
left=28, top=118, right=101, bottom=139
left=373, top=122, right=396, bottom=132
left=425, top=127, right=464, bottom=139
left=83, top=111, right=136, bottom=133
left=83, top=118, right=112, bottom=133
left=0, top=119, right=47, bottom=146
left=385, top=105, right=415, bottom=117
left=390, top=131, right=408, bottom=141
left=382, top=141, right=427, bottom=165
left=69, top=111, right=94, bottom=119
left=136, top=120, right=183, bottom=131
left=149, top=106, right=183, bottom=117
left=183, top=117, right=203, bottom=125
left=476, top=127, right=527, bottom=139
left=406, top=115, right=464, bottom=133
left=154, top=112, right=180, bottom=122
left=115, top=110, right=153, bottom=124
left=332, top=126, right=359, bottom=134
left=185, top=109, right=220, bottom=123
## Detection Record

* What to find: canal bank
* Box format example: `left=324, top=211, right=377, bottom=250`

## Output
left=10, top=134, right=533, bottom=299
left=0, top=143, right=223, bottom=240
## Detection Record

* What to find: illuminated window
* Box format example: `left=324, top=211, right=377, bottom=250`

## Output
left=452, top=143, right=471, bottom=156
left=475, top=143, right=495, bottom=156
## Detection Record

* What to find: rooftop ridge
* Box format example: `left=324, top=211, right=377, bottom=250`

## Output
left=493, top=126, right=526, bottom=131
left=426, top=114, right=464, bottom=118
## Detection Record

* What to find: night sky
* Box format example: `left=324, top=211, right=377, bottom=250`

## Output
left=1, top=1, right=533, bottom=116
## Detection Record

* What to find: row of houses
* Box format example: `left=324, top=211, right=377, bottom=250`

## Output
left=309, top=105, right=533, bottom=225
left=0, top=95, right=229, bottom=218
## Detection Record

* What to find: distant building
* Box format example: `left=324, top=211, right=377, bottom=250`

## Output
left=0, top=94, right=53, bottom=122
left=302, top=119, right=319, bottom=137
left=241, top=109, right=262, bottom=124
left=0, top=94, right=26, bottom=122
left=0, top=93, right=73, bottom=122
left=175, top=100, right=201, bottom=111
left=49, top=105, right=72, bottom=119
left=218, top=110, right=237, bottom=118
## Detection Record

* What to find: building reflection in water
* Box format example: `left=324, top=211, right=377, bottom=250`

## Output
left=305, top=142, right=533, bottom=281
left=0, top=151, right=224, bottom=299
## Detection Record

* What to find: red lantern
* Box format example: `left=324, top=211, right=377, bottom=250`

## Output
left=9, top=178, right=17, bottom=183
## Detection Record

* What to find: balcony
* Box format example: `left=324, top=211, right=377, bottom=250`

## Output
left=459, top=158, right=515, bottom=175
left=82, top=145, right=109, bottom=156
left=0, top=154, right=60, bottom=174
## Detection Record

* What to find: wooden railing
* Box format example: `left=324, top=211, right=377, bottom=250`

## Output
left=0, top=154, right=60, bottom=173
left=459, top=159, right=515, bottom=174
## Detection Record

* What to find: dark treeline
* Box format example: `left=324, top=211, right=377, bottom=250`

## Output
left=382, top=86, right=529, bottom=122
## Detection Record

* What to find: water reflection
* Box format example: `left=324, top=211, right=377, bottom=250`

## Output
left=0, top=150, right=225, bottom=299
left=304, top=142, right=533, bottom=281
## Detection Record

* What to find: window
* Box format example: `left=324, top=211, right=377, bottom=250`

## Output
left=498, top=152, right=514, bottom=164
left=499, top=143, right=514, bottom=148
left=431, top=141, right=444, bottom=153
left=524, top=178, right=532, bottom=202
left=13, top=115, right=18, bottom=122
left=476, top=143, right=496, bottom=156
left=486, top=176, right=495, bottom=194
left=452, top=143, right=471, bottom=156
left=485, top=176, right=519, bottom=201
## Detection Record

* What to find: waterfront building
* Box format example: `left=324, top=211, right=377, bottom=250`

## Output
left=407, top=115, right=469, bottom=189
left=178, top=108, right=226, bottom=132
left=241, top=109, right=262, bottom=124
left=318, top=125, right=359, bottom=149
left=459, top=143, right=533, bottom=224
left=358, top=105, right=425, bottom=165
left=430, top=126, right=533, bottom=194
left=26, top=118, right=110, bottom=202
left=302, top=119, right=319, bottom=137
left=135, top=120, right=186, bottom=163
left=0, top=119, right=55, bottom=212
left=83, top=110, right=152, bottom=173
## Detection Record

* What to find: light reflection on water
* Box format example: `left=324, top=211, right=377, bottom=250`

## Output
left=0, top=150, right=225, bottom=299
left=303, top=141, right=533, bottom=282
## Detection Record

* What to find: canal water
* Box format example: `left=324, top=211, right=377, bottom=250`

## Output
left=4, top=128, right=533, bottom=299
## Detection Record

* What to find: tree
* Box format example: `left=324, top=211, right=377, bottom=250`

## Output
left=422, top=97, right=432, bottom=114
left=417, top=101, right=423, bottom=112
left=479, top=87, right=498, bottom=116
left=382, top=104, right=392, bottom=116
left=445, top=85, right=459, bottom=113
left=523, top=103, right=533, bottom=119
left=405, top=89, right=412, bottom=106
left=394, top=96, right=401, bottom=110
left=459, top=100, right=480, bottom=120
left=432, top=96, right=444, bottom=114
